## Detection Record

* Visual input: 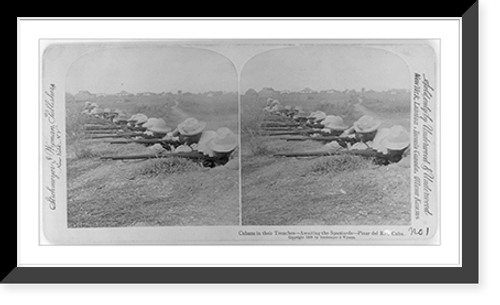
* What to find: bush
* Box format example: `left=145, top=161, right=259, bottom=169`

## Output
left=65, top=106, right=88, bottom=145
left=240, top=96, right=274, bottom=156
left=240, top=102, right=265, bottom=135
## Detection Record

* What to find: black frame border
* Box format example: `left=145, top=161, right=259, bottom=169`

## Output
left=11, top=6, right=479, bottom=284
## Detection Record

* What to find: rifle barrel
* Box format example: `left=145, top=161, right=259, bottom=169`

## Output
left=283, top=136, right=357, bottom=143
left=89, top=132, right=144, bottom=139
left=274, top=149, right=399, bottom=162
left=85, top=130, right=123, bottom=134
left=263, top=130, right=319, bottom=136
left=261, top=123, right=301, bottom=127
left=108, top=139, right=178, bottom=145
left=282, top=137, right=308, bottom=141
left=101, top=153, right=164, bottom=160
left=85, top=126, right=122, bottom=130
left=262, top=117, right=293, bottom=122
left=262, top=127, right=306, bottom=131
left=101, top=152, right=211, bottom=160
left=108, top=140, right=133, bottom=144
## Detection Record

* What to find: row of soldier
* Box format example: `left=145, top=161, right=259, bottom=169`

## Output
left=81, top=101, right=238, bottom=167
left=261, top=98, right=410, bottom=165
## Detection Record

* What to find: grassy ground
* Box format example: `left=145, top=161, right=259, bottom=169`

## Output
left=66, top=95, right=239, bottom=227
left=241, top=92, right=411, bottom=226
left=242, top=154, right=410, bottom=226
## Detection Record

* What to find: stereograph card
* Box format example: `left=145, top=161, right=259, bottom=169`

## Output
left=40, top=39, right=439, bottom=245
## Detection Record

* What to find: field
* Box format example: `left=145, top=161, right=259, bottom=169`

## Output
left=241, top=91, right=411, bottom=226
left=66, top=93, right=239, bottom=227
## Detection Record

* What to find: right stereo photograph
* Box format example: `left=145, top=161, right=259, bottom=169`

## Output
left=240, top=43, right=437, bottom=230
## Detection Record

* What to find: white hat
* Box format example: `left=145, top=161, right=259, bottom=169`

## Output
left=206, top=127, right=238, bottom=153
left=353, top=115, right=381, bottom=133
left=310, top=111, right=326, bottom=122
left=134, top=113, right=148, bottom=125
left=149, top=118, right=171, bottom=134
left=127, top=114, right=138, bottom=122
left=380, top=125, right=410, bottom=151
left=175, top=145, right=193, bottom=153
left=321, top=115, right=349, bottom=131
left=148, top=143, right=165, bottom=153
left=323, top=141, right=342, bottom=151
left=195, top=130, right=218, bottom=156
left=113, top=112, right=129, bottom=123
left=90, top=107, right=104, bottom=115
left=143, top=118, right=158, bottom=129
left=371, top=127, right=391, bottom=154
left=351, top=142, right=369, bottom=150
left=177, top=117, right=206, bottom=136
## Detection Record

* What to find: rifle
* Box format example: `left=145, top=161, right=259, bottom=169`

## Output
left=262, top=116, right=293, bottom=122
left=84, top=124, right=121, bottom=130
left=292, top=117, right=309, bottom=123
left=88, top=132, right=145, bottom=139
left=85, top=130, right=125, bottom=135
left=262, top=129, right=322, bottom=136
left=283, top=136, right=358, bottom=144
left=274, top=149, right=402, bottom=163
left=84, top=124, right=146, bottom=131
left=261, top=127, right=308, bottom=131
left=85, top=116, right=113, bottom=124
left=306, top=124, right=325, bottom=129
left=100, top=151, right=230, bottom=167
left=128, top=126, right=147, bottom=132
left=101, top=151, right=203, bottom=160
left=260, top=123, right=301, bottom=128
left=108, top=138, right=180, bottom=146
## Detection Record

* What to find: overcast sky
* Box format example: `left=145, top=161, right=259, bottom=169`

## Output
left=240, top=46, right=411, bottom=92
left=66, top=47, right=238, bottom=94
left=66, top=45, right=411, bottom=95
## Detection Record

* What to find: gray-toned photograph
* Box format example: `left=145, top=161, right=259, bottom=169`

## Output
left=64, top=45, right=239, bottom=227
left=241, top=45, right=413, bottom=226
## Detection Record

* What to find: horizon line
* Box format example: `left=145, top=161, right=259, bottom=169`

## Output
left=68, top=87, right=410, bottom=96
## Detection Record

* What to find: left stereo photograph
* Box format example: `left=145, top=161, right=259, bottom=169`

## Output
left=41, top=41, right=240, bottom=244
